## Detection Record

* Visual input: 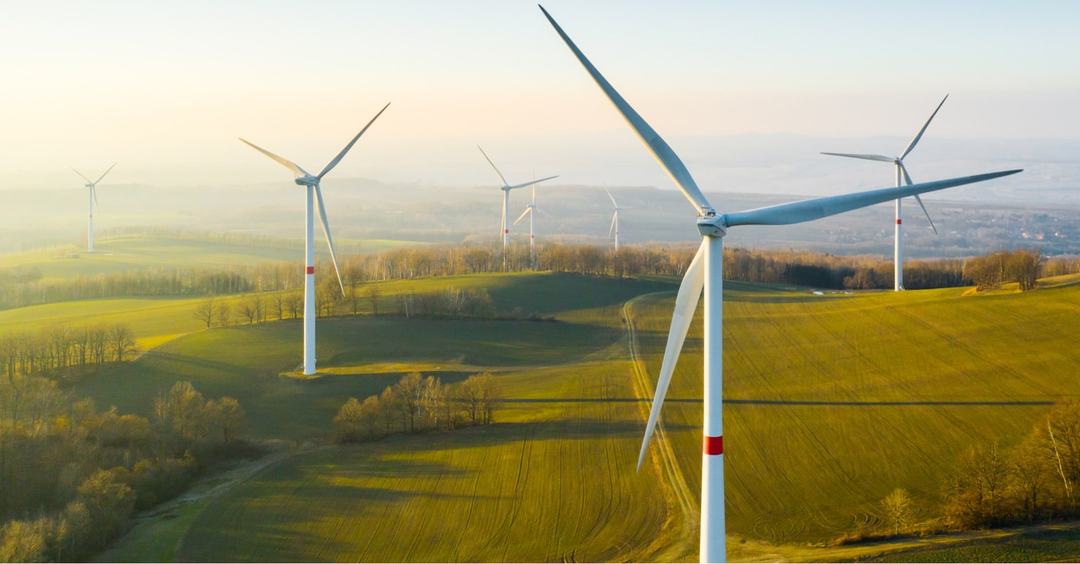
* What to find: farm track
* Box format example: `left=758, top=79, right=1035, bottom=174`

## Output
left=623, top=293, right=699, bottom=561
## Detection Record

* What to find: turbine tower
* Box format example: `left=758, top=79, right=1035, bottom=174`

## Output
left=72, top=163, right=116, bottom=253
left=605, top=189, right=622, bottom=251
left=538, top=6, right=1019, bottom=562
left=476, top=145, right=557, bottom=259
left=822, top=95, right=948, bottom=291
left=240, top=102, right=389, bottom=376
left=512, top=186, right=540, bottom=265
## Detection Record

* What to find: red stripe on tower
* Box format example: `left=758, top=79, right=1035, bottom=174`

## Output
left=305, top=266, right=315, bottom=275
left=703, top=435, right=724, bottom=455
left=896, top=219, right=902, bottom=225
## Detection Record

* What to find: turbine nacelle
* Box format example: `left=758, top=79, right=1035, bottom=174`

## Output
left=294, top=175, right=319, bottom=187
left=697, top=215, right=727, bottom=238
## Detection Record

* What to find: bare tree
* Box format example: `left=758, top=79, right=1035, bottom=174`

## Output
left=216, top=302, right=232, bottom=328
left=193, top=300, right=216, bottom=329
left=881, top=488, right=913, bottom=535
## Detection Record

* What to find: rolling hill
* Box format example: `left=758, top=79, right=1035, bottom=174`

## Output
left=86, top=273, right=1080, bottom=561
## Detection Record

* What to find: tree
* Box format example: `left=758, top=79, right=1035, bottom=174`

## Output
left=206, top=396, right=245, bottom=444
left=216, top=302, right=232, bottom=328
left=334, top=397, right=365, bottom=443
left=396, top=373, right=424, bottom=432
left=366, top=285, right=382, bottom=316
left=75, top=469, right=135, bottom=548
left=240, top=296, right=260, bottom=325
left=881, top=488, right=913, bottom=535
left=193, top=299, right=216, bottom=329
left=109, top=325, right=136, bottom=362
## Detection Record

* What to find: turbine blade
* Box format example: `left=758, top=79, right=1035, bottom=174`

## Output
left=477, top=145, right=510, bottom=187
left=900, top=164, right=938, bottom=234
left=913, top=194, right=938, bottom=235
left=605, top=188, right=618, bottom=208
left=724, top=170, right=1021, bottom=227
left=539, top=5, right=712, bottom=214
left=513, top=207, right=532, bottom=226
left=637, top=239, right=706, bottom=471
left=239, top=138, right=309, bottom=177
left=900, top=94, right=949, bottom=160
left=71, top=168, right=91, bottom=183
left=94, top=162, right=117, bottom=185
left=609, top=211, right=617, bottom=237
left=507, top=175, right=558, bottom=190
left=820, top=152, right=895, bottom=163
left=314, top=184, right=346, bottom=297
left=92, top=185, right=99, bottom=207
left=318, top=102, right=391, bottom=180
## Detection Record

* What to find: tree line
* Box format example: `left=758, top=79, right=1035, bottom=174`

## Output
left=0, top=324, right=136, bottom=382
left=6, top=243, right=1077, bottom=313
left=0, top=378, right=249, bottom=562
left=334, top=373, right=500, bottom=443
left=962, top=249, right=1044, bottom=291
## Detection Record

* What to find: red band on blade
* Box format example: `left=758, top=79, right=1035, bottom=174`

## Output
left=896, top=219, right=902, bottom=225
left=704, top=435, right=724, bottom=455
left=306, top=266, right=315, bottom=275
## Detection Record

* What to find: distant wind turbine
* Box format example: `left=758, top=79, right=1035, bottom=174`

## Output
left=512, top=185, right=540, bottom=265
left=539, top=5, right=1020, bottom=563
left=240, top=102, right=389, bottom=376
left=476, top=145, right=557, bottom=258
left=605, top=189, right=622, bottom=251
left=822, top=95, right=948, bottom=291
left=71, top=163, right=116, bottom=253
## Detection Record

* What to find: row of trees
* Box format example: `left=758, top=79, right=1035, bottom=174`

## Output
left=942, top=401, right=1080, bottom=528
left=0, top=378, right=248, bottom=562
left=334, top=373, right=500, bottom=443
left=0, top=324, right=136, bottom=381
left=8, top=242, right=1076, bottom=313
left=963, top=249, right=1043, bottom=291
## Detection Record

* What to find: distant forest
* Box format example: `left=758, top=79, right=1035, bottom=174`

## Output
left=1, top=242, right=1077, bottom=310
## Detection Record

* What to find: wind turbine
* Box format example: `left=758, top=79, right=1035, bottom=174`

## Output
left=240, top=102, right=389, bottom=376
left=72, top=163, right=116, bottom=253
left=476, top=145, right=557, bottom=258
left=538, top=6, right=1020, bottom=563
left=822, top=95, right=948, bottom=291
left=605, top=189, right=622, bottom=251
left=512, top=185, right=540, bottom=264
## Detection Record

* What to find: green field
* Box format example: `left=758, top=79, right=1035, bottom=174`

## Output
left=19, top=270, right=1080, bottom=561
left=0, top=233, right=417, bottom=282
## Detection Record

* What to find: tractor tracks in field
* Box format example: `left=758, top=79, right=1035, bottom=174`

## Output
left=622, top=293, right=698, bottom=559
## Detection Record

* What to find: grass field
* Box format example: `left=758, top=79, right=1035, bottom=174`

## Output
left=0, top=232, right=417, bottom=282
left=632, top=276, right=1080, bottom=550
left=26, top=271, right=1080, bottom=561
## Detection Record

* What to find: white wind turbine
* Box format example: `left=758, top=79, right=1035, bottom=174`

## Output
left=240, top=102, right=389, bottom=376
left=822, top=95, right=948, bottom=291
left=72, top=163, right=116, bottom=253
left=539, top=6, right=1020, bottom=563
left=512, top=185, right=541, bottom=264
left=605, top=189, right=623, bottom=251
left=477, top=145, right=557, bottom=257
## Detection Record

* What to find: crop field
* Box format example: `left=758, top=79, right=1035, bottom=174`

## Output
left=33, top=270, right=1080, bottom=562
left=0, top=233, right=417, bottom=281
left=630, top=277, right=1080, bottom=550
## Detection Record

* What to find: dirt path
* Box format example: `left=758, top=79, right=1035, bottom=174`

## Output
left=623, top=293, right=698, bottom=561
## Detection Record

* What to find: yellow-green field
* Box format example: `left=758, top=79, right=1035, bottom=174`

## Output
left=8, top=267, right=1074, bottom=561
left=0, top=233, right=417, bottom=282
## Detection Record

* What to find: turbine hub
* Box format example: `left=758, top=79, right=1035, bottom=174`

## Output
left=696, top=213, right=727, bottom=238
left=294, top=175, right=318, bottom=187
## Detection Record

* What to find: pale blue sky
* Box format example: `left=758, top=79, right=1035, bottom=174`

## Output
left=0, top=0, right=1076, bottom=190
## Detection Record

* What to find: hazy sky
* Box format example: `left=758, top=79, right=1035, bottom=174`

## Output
left=1, top=0, right=1077, bottom=191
